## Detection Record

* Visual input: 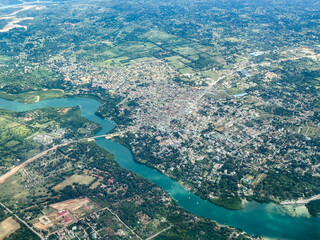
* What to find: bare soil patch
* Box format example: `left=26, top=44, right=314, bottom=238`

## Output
left=0, top=217, right=20, bottom=240
left=50, top=198, right=91, bottom=213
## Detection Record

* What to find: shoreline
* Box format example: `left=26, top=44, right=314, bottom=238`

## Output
left=280, top=204, right=311, bottom=218
left=280, top=194, right=320, bottom=205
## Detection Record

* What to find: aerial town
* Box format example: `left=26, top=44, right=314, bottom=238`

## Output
left=0, top=0, right=319, bottom=239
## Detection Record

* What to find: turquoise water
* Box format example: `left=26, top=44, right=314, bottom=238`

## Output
left=0, top=97, right=319, bottom=240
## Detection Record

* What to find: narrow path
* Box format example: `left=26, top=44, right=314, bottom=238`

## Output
left=145, top=225, right=173, bottom=240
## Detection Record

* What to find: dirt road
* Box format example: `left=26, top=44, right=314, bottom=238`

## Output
left=0, top=142, right=71, bottom=184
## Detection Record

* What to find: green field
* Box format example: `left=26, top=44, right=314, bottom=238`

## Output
left=201, top=70, right=219, bottom=80
left=0, top=174, right=48, bottom=208
left=165, top=55, right=190, bottom=69
left=0, top=90, right=64, bottom=103
left=53, top=174, right=95, bottom=191
left=179, top=67, right=194, bottom=74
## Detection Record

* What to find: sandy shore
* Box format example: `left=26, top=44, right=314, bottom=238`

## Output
left=0, top=5, right=37, bottom=32
left=280, top=194, right=320, bottom=205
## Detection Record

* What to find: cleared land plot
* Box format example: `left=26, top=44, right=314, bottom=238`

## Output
left=50, top=198, right=91, bottom=213
left=34, top=219, right=54, bottom=231
left=53, top=174, right=95, bottom=191
left=90, top=179, right=102, bottom=189
left=34, top=198, right=99, bottom=232
left=0, top=217, right=20, bottom=240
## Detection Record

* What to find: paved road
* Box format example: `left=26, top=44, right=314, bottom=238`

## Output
left=0, top=131, right=126, bottom=185
left=0, top=142, right=71, bottom=184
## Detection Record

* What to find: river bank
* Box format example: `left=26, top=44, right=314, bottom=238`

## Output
left=110, top=135, right=319, bottom=214
left=0, top=96, right=319, bottom=240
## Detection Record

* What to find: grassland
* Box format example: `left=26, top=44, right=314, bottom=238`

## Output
left=0, top=89, right=64, bottom=103
left=0, top=173, right=49, bottom=207
left=201, top=70, right=219, bottom=80
left=53, top=174, right=95, bottom=191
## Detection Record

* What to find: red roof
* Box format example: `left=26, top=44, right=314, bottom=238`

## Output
left=108, top=178, right=114, bottom=183
left=57, top=210, right=68, bottom=217
left=63, top=217, right=72, bottom=223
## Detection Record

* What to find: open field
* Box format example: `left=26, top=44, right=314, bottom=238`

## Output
left=201, top=70, right=219, bottom=80
left=0, top=174, right=30, bottom=205
left=179, top=67, right=194, bottom=74
left=102, top=56, right=131, bottom=66
left=143, top=30, right=179, bottom=43
left=0, top=217, right=20, bottom=240
left=90, top=179, right=102, bottom=189
left=165, top=55, right=189, bottom=69
left=53, top=174, right=95, bottom=191
left=173, top=46, right=200, bottom=56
